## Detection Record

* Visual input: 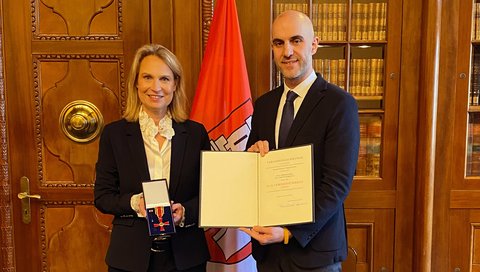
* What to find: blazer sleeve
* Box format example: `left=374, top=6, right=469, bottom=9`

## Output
left=94, top=123, right=137, bottom=217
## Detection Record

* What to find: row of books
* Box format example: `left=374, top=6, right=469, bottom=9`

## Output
left=314, top=58, right=384, bottom=96
left=472, top=3, right=480, bottom=41
left=466, top=114, right=480, bottom=176
left=312, top=3, right=347, bottom=41
left=274, top=3, right=308, bottom=18
left=314, top=59, right=346, bottom=89
left=274, top=2, right=387, bottom=42
left=349, top=58, right=384, bottom=96
left=356, top=117, right=382, bottom=177
left=351, top=3, right=387, bottom=41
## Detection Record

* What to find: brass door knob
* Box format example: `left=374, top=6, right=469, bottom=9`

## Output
left=59, top=100, right=104, bottom=143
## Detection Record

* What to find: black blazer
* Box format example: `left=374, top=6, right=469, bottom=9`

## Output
left=94, top=118, right=210, bottom=272
left=246, top=74, right=360, bottom=268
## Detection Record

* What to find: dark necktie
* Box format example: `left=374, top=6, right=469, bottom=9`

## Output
left=278, top=90, right=298, bottom=148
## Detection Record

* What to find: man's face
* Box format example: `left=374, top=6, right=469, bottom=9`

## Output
left=271, top=14, right=318, bottom=88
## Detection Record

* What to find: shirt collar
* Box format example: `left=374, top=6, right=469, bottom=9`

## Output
left=282, top=71, right=317, bottom=98
left=138, top=106, right=175, bottom=140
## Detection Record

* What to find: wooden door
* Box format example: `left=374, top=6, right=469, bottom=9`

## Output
left=2, top=0, right=150, bottom=270
left=438, top=0, right=480, bottom=270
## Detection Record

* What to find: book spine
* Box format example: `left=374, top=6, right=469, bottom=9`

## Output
left=339, top=3, right=346, bottom=41
left=332, top=3, right=339, bottom=41
left=366, top=118, right=382, bottom=176
left=380, top=3, right=387, bottom=40
left=338, top=59, right=346, bottom=89
left=361, top=3, right=368, bottom=40
left=331, top=59, right=338, bottom=86
left=377, top=58, right=384, bottom=96
left=356, top=119, right=368, bottom=176
left=352, top=3, right=359, bottom=40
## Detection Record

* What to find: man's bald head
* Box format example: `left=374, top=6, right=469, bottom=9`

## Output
left=271, top=10, right=318, bottom=88
left=272, top=10, right=315, bottom=41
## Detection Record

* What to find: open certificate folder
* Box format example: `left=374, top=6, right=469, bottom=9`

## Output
left=142, top=179, right=176, bottom=236
left=199, top=144, right=314, bottom=227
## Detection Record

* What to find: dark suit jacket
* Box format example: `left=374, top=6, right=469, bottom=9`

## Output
left=94, top=118, right=210, bottom=272
left=246, top=74, right=360, bottom=268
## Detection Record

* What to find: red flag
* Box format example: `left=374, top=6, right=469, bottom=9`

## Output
left=190, top=0, right=256, bottom=270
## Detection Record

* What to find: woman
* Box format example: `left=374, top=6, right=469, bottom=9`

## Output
left=94, top=44, right=210, bottom=272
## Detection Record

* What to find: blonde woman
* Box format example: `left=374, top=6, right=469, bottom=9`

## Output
left=95, top=44, right=210, bottom=272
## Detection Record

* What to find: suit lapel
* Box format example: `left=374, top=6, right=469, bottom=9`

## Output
left=286, top=75, right=328, bottom=146
left=169, top=121, right=187, bottom=198
left=125, top=121, right=150, bottom=182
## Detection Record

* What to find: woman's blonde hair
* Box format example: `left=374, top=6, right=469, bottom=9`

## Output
left=123, top=44, right=189, bottom=122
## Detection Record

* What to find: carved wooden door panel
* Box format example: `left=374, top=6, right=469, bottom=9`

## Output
left=3, top=0, right=149, bottom=271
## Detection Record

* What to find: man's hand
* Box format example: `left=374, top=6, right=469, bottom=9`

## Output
left=239, top=226, right=287, bottom=245
left=247, top=140, right=270, bottom=156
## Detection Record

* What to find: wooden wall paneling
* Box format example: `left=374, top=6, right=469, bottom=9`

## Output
left=0, top=0, right=13, bottom=270
left=3, top=0, right=38, bottom=269
left=345, top=209, right=394, bottom=271
left=471, top=218, right=480, bottom=272
left=170, top=0, right=202, bottom=105
left=235, top=0, right=272, bottom=100
left=44, top=205, right=110, bottom=271
left=122, top=0, right=151, bottom=75
left=452, top=209, right=480, bottom=272
left=432, top=0, right=460, bottom=269
left=3, top=0, right=150, bottom=270
left=396, top=0, right=422, bottom=270
left=151, top=0, right=203, bottom=106
left=151, top=0, right=174, bottom=50
left=38, top=57, right=121, bottom=184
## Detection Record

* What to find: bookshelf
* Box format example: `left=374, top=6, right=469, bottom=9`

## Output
left=273, top=0, right=389, bottom=177
left=467, top=4, right=480, bottom=177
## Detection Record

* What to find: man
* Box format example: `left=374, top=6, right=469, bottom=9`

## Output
left=241, top=10, right=360, bottom=272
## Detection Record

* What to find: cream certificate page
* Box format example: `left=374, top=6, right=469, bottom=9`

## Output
left=199, top=151, right=259, bottom=227
left=258, top=145, right=314, bottom=226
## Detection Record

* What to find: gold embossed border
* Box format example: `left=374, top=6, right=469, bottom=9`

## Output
left=32, top=55, right=125, bottom=187
left=31, top=0, right=123, bottom=40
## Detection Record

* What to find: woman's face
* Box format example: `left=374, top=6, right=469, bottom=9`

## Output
left=136, top=55, right=176, bottom=122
